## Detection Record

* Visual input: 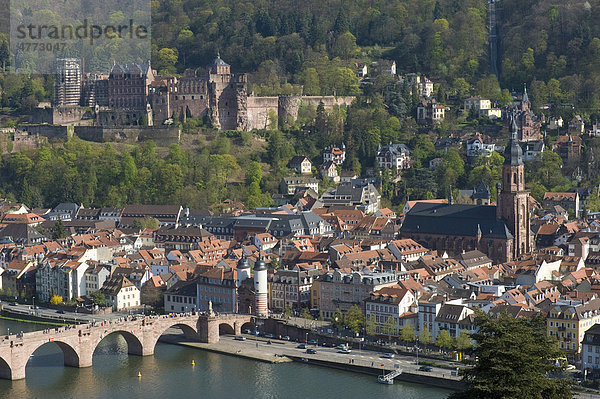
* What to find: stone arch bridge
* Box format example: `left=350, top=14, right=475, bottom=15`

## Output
left=0, top=313, right=253, bottom=380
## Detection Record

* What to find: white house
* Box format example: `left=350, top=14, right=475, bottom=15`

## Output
left=388, top=239, right=428, bottom=262
left=464, top=97, right=501, bottom=119
left=320, top=161, right=340, bottom=182
left=288, top=156, right=312, bottom=175
left=376, top=143, right=412, bottom=172
left=323, top=144, right=346, bottom=165
left=365, top=286, right=416, bottom=336
left=466, top=134, right=496, bottom=159
left=253, top=232, right=278, bottom=253
left=99, top=274, right=140, bottom=311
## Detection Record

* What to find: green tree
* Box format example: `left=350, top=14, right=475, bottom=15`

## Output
left=52, top=219, right=67, bottom=239
left=455, top=329, right=473, bottom=351
left=399, top=324, right=415, bottom=343
left=89, top=291, right=106, bottom=307
left=382, top=316, right=397, bottom=339
left=301, top=308, right=312, bottom=319
left=133, top=217, right=160, bottom=230
left=499, top=89, right=513, bottom=107
left=475, top=75, right=501, bottom=101
left=155, top=48, right=178, bottom=74
left=269, top=258, right=282, bottom=270
left=331, top=308, right=344, bottom=330
left=419, top=327, right=433, bottom=345
left=365, top=313, right=377, bottom=336
left=283, top=304, right=292, bottom=319
left=331, top=32, right=357, bottom=59
left=452, top=78, right=470, bottom=101
left=299, top=68, right=321, bottom=95
left=449, top=312, right=571, bottom=399
left=343, top=305, right=364, bottom=334
left=245, top=161, right=263, bottom=186
left=435, top=329, right=454, bottom=350
left=586, top=191, right=600, bottom=213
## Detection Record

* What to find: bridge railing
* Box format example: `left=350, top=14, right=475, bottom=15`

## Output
left=0, top=312, right=202, bottom=345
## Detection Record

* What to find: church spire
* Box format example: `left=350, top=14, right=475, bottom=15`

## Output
left=522, top=83, right=529, bottom=105
left=504, top=113, right=523, bottom=166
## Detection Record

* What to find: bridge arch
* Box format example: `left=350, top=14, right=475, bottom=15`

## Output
left=0, top=355, right=11, bottom=380
left=218, top=323, right=235, bottom=336
left=93, top=330, right=144, bottom=357
left=240, top=321, right=255, bottom=334
left=147, top=321, right=199, bottom=352
left=28, top=340, right=81, bottom=368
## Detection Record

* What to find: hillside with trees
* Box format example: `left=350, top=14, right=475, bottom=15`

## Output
left=498, top=0, right=600, bottom=121
left=151, top=0, right=490, bottom=92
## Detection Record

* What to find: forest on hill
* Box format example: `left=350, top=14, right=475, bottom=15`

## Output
left=498, top=0, right=600, bottom=120
left=151, top=0, right=490, bottom=94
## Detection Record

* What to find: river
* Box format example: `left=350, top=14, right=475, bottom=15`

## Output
left=0, top=318, right=451, bottom=399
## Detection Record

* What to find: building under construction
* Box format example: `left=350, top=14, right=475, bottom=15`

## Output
left=53, top=58, right=81, bottom=106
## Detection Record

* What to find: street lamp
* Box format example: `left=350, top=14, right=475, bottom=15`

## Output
left=32, top=296, right=35, bottom=315
left=415, top=338, right=419, bottom=365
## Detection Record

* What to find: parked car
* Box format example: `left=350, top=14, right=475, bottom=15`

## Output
left=418, top=365, right=433, bottom=372
left=234, top=336, right=246, bottom=341
left=306, top=348, right=317, bottom=354
left=264, top=333, right=275, bottom=339
left=337, top=349, right=352, bottom=354
left=282, top=335, right=291, bottom=341
left=56, top=309, right=65, bottom=314
left=251, top=330, right=260, bottom=336
left=297, top=343, right=307, bottom=349
left=380, top=353, right=394, bottom=359
left=308, top=339, right=318, bottom=345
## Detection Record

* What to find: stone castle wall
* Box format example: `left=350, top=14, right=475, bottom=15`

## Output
left=10, top=131, right=48, bottom=153
left=247, top=95, right=355, bottom=130
left=75, top=126, right=180, bottom=145
left=30, top=106, right=92, bottom=125
left=247, top=96, right=279, bottom=130
left=20, top=124, right=71, bottom=139
left=300, top=96, right=355, bottom=109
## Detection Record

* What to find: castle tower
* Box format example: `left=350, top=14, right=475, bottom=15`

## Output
left=54, top=58, right=82, bottom=106
left=253, top=254, right=268, bottom=318
left=236, top=253, right=251, bottom=287
left=497, top=116, right=531, bottom=260
left=207, top=53, right=248, bottom=130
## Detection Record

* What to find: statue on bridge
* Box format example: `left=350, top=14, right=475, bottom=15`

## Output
left=208, top=300, right=215, bottom=317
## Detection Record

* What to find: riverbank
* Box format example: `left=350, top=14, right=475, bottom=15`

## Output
left=0, top=314, right=65, bottom=327
left=160, top=334, right=465, bottom=391
left=159, top=334, right=292, bottom=364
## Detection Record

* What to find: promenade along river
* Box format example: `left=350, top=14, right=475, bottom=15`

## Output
left=0, top=318, right=450, bottom=399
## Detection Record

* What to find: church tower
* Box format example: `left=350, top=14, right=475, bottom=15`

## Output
left=497, top=117, right=531, bottom=260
